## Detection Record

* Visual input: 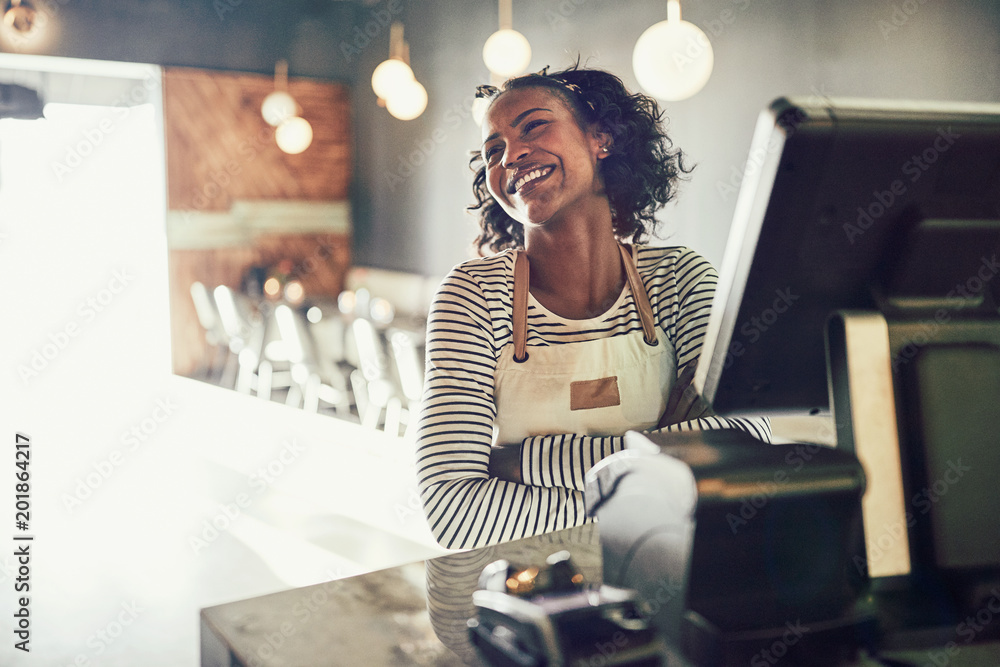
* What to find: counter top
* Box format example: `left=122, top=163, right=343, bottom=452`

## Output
left=201, top=523, right=601, bottom=666
left=202, top=516, right=1000, bottom=667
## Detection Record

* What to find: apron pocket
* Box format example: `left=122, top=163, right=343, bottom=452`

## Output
left=570, top=376, right=621, bottom=410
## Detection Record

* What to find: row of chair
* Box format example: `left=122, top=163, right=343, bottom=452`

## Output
left=189, top=281, right=425, bottom=437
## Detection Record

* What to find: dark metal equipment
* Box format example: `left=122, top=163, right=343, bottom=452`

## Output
left=469, top=551, right=665, bottom=666
left=586, top=429, right=874, bottom=666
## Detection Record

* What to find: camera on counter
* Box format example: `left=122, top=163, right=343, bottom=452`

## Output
left=468, top=550, right=664, bottom=666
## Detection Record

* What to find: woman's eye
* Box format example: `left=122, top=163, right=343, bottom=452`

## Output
left=524, top=119, right=547, bottom=133
left=484, top=146, right=501, bottom=162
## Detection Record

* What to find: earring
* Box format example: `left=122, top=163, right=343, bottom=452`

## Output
left=601, top=147, right=610, bottom=153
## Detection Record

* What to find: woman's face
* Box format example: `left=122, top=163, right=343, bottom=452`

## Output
left=480, top=86, right=608, bottom=229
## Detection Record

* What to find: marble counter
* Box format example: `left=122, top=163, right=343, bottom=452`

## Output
left=201, top=523, right=602, bottom=666
left=202, top=516, right=1000, bottom=667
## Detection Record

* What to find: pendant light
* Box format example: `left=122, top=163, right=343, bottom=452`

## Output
left=275, top=116, right=313, bottom=155
left=482, top=0, right=531, bottom=78
left=371, top=22, right=427, bottom=121
left=2, top=0, right=40, bottom=38
left=372, top=23, right=413, bottom=100
left=261, top=60, right=313, bottom=154
left=261, top=60, right=297, bottom=126
left=0, top=0, right=53, bottom=51
left=385, top=76, right=428, bottom=121
left=633, top=0, right=714, bottom=102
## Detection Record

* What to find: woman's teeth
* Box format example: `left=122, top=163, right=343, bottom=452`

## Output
left=514, top=167, right=552, bottom=192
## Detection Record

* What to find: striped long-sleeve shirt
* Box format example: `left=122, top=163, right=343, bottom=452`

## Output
left=415, top=245, right=770, bottom=550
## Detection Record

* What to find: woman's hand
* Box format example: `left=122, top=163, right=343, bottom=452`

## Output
left=488, top=443, right=523, bottom=483
left=657, top=364, right=715, bottom=429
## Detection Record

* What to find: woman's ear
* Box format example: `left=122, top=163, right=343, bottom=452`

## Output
left=592, top=127, right=613, bottom=159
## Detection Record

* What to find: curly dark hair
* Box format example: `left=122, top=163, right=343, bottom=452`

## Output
left=468, top=64, right=691, bottom=255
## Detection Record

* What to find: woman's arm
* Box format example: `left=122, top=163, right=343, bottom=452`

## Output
left=415, top=265, right=590, bottom=550
left=514, top=410, right=771, bottom=493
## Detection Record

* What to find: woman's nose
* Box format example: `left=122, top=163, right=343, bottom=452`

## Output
left=502, top=141, right=529, bottom=168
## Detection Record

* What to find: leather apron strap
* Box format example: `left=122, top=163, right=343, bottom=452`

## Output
left=511, top=245, right=658, bottom=363
left=512, top=251, right=531, bottom=363
left=618, top=244, right=659, bottom=347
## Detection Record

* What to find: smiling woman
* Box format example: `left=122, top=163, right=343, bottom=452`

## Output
left=414, top=65, right=772, bottom=551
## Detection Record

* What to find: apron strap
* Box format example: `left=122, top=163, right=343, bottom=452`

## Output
left=618, top=244, right=659, bottom=347
left=512, top=250, right=530, bottom=362
left=510, top=245, right=658, bottom=363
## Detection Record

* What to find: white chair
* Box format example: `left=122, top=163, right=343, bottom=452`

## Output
left=387, top=327, right=425, bottom=438
left=189, top=281, right=233, bottom=385
left=351, top=316, right=404, bottom=433
left=305, top=305, right=358, bottom=418
left=338, top=286, right=427, bottom=436
left=273, top=304, right=353, bottom=416
left=213, top=285, right=268, bottom=397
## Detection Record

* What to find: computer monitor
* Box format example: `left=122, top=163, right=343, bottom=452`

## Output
left=696, top=96, right=1000, bottom=417
left=695, top=96, right=1000, bottom=637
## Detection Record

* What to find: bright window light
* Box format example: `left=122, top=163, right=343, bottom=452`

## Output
left=1, top=101, right=171, bottom=388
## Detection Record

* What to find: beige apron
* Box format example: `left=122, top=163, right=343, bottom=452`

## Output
left=493, top=245, right=676, bottom=445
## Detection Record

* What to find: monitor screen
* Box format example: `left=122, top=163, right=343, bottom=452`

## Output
left=696, top=97, right=1000, bottom=417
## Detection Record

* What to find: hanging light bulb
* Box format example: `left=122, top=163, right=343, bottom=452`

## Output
left=483, top=0, right=531, bottom=78
left=372, top=22, right=427, bottom=121
left=262, top=60, right=298, bottom=126
left=0, top=0, right=56, bottom=52
left=372, top=59, right=414, bottom=101
left=275, top=116, right=313, bottom=155
left=386, top=78, right=427, bottom=121
left=372, top=23, right=415, bottom=101
left=3, top=0, right=40, bottom=37
left=633, top=0, right=714, bottom=102
left=262, top=91, right=296, bottom=126
left=483, top=30, right=531, bottom=78
left=261, top=60, right=313, bottom=153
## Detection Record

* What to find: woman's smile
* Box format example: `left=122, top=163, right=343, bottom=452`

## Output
left=509, top=165, right=555, bottom=196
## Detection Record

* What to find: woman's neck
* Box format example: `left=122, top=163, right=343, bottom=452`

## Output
left=524, top=217, right=625, bottom=320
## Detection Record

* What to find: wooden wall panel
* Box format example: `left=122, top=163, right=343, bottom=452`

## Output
left=163, top=67, right=353, bottom=378
left=163, top=67, right=351, bottom=210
